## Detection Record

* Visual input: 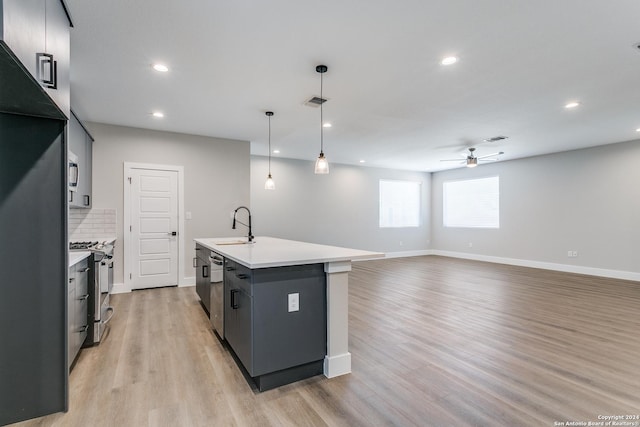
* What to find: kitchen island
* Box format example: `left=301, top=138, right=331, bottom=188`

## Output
left=194, top=236, right=383, bottom=389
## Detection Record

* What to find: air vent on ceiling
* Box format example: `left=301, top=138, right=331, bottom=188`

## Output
left=304, top=96, right=327, bottom=107
left=483, top=135, right=508, bottom=143
left=635, top=42, right=640, bottom=52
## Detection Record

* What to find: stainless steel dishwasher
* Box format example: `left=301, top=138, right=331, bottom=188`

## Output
left=209, top=252, right=224, bottom=338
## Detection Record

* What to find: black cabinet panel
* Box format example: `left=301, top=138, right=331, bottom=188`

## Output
left=223, top=260, right=326, bottom=385
left=195, top=244, right=211, bottom=314
left=252, top=266, right=326, bottom=376
left=0, top=113, right=67, bottom=425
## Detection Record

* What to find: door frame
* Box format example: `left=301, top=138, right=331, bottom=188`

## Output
left=123, top=162, right=185, bottom=292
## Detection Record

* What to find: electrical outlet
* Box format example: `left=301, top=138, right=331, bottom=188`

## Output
left=468, top=242, right=473, bottom=248
left=568, top=250, right=573, bottom=257
left=399, top=241, right=403, bottom=246
left=185, top=211, right=192, bottom=220
left=288, top=293, right=299, bottom=312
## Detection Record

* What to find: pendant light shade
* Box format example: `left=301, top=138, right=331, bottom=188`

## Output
left=315, top=152, right=329, bottom=174
left=265, top=174, right=275, bottom=190
left=314, top=65, right=329, bottom=174
left=264, top=111, right=276, bottom=190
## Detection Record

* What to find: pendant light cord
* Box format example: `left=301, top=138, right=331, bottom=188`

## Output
left=268, top=115, right=272, bottom=175
left=320, top=72, right=324, bottom=154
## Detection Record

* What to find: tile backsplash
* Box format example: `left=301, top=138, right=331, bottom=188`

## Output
left=69, top=208, right=116, bottom=241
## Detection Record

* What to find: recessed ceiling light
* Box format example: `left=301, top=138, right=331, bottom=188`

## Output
left=153, top=63, right=169, bottom=72
left=359, top=160, right=366, bottom=163
left=565, top=101, right=580, bottom=109
left=323, top=123, right=332, bottom=128
left=273, top=149, right=280, bottom=154
left=636, top=128, right=640, bottom=132
left=152, top=111, right=164, bottom=118
left=441, top=56, right=458, bottom=66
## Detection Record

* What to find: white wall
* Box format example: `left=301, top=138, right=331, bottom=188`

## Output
left=88, top=121, right=639, bottom=284
left=87, top=123, right=250, bottom=286
left=431, top=140, right=640, bottom=279
left=250, top=156, right=431, bottom=254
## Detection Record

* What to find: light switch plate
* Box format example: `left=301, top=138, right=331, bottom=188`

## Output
left=288, top=293, right=299, bottom=312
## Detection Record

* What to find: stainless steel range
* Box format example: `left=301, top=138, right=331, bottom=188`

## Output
left=69, top=240, right=115, bottom=345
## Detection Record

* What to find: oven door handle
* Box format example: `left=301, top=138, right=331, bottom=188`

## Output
left=101, top=307, right=115, bottom=325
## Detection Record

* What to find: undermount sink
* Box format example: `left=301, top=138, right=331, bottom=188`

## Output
left=212, top=239, right=254, bottom=245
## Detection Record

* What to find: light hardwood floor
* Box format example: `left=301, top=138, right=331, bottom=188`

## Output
left=12, top=256, right=640, bottom=426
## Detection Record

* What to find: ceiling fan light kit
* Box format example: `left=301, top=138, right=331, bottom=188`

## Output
left=440, top=146, right=505, bottom=168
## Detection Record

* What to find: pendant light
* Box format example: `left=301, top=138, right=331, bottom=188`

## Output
left=314, top=65, right=329, bottom=174
left=264, top=111, right=276, bottom=190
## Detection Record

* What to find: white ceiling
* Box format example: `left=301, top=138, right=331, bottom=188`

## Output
left=66, top=0, right=640, bottom=172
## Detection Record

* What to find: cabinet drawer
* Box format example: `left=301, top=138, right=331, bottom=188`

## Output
left=75, top=259, right=90, bottom=296
left=225, top=260, right=251, bottom=294
left=75, top=297, right=88, bottom=339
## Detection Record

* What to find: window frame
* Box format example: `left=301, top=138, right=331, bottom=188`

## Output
left=442, top=175, right=500, bottom=229
left=379, top=179, right=422, bottom=228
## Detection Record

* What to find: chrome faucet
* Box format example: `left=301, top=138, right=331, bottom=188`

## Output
left=232, top=206, right=254, bottom=242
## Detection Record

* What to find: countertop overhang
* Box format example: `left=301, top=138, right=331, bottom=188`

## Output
left=194, top=236, right=384, bottom=269
left=68, top=251, right=91, bottom=267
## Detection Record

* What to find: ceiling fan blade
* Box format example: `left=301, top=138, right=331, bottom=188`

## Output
left=476, top=151, right=504, bottom=160
left=440, top=159, right=465, bottom=162
left=479, top=158, right=499, bottom=162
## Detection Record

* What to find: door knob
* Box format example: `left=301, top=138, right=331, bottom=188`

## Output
left=168, top=231, right=177, bottom=236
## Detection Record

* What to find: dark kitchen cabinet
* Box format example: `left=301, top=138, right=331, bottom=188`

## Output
left=224, top=261, right=252, bottom=369
left=68, top=111, right=93, bottom=208
left=0, top=113, right=67, bottom=425
left=68, top=258, right=90, bottom=370
left=224, top=259, right=327, bottom=391
left=195, top=244, right=211, bottom=314
left=0, top=2, right=71, bottom=424
left=0, top=0, right=71, bottom=117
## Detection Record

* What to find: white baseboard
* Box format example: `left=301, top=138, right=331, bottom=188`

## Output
left=371, top=249, right=433, bottom=259
left=111, top=282, right=130, bottom=294
left=431, top=250, right=640, bottom=282
left=324, top=352, right=352, bottom=378
left=180, top=276, right=195, bottom=287
left=112, top=276, right=196, bottom=294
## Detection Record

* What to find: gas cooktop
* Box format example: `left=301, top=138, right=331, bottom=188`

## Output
left=69, top=241, right=98, bottom=250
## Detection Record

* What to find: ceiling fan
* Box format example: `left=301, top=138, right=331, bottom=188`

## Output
left=440, top=147, right=504, bottom=168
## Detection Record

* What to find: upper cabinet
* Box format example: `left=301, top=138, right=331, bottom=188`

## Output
left=69, top=111, right=93, bottom=208
left=0, top=0, right=71, bottom=118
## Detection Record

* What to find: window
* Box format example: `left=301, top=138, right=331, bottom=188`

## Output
left=443, top=176, right=499, bottom=228
left=379, top=180, right=421, bottom=228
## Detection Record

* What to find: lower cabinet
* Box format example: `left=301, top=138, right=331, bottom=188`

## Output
left=195, top=244, right=211, bottom=314
left=68, top=258, right=89, bottom=370
left=224, top=259, right=327, bottom=390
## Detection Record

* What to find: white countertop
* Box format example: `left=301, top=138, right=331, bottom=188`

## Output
left=92, top=236, right=117, bottom=245
left=69, top=251, right=91, bottom=267
left=194, top=236, right=384, bottom=269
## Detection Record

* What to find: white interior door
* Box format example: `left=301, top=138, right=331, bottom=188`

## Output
left=130, top=168, right=179, bottom=289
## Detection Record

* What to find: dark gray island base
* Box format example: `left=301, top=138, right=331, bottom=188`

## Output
left=223, top=258, right=327, bottom=391
left=194, top=236, right=384, bottom=390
